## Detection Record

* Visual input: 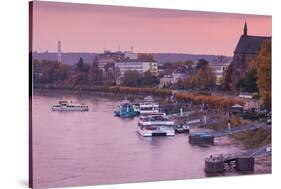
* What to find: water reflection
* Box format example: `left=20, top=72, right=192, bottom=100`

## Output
left=32, top=94, right=243, bottom=188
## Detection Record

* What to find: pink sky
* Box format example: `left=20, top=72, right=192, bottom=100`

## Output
left=32, top=1, right=271, bottom=56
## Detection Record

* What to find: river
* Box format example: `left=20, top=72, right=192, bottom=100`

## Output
left=32, top=94, right=244, bottom=188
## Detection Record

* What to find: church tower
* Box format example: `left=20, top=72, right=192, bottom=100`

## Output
left=243, top=21, right=248, bottom=36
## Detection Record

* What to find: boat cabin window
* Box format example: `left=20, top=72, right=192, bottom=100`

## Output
left=141, top=107, right=153, bottom=111
left=151, top=116, right=167, bottom=121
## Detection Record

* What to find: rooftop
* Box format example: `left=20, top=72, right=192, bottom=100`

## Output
left=234, top=35, right=271, bottom=54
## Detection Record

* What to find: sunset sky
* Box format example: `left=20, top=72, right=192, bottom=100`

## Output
left=32, top=1, right=272, bottom=56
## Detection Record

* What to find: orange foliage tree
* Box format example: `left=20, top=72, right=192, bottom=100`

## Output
left=256, top=39, right=271, bottom=110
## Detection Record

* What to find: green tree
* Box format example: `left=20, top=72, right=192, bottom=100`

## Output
left=70, top=57, right=91, bottom=85
left=236, top=69, right=258, bottom=92
left=74, top=57, right=90, bottom=73
left=122, top=70, right=142, bottom=87
left=141, top=71, right=159, bottom=86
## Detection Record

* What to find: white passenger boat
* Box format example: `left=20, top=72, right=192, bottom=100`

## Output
left=132, top=102, right=141, bottom=115
left=139, top=96, right=159, bottom=115
left=52, top=100, right=89, bottom=111
left=137, top=113, right=175, bottom=136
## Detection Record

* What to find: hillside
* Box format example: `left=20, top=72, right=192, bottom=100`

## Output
left=32, top=52, right=232, bottom=65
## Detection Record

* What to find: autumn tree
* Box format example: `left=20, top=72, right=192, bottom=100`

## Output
left=175, top=79, right=186, bottom=89
left=33, top=59, right=70, bottom=84
left=256, top=39, right=271, bottom=110
left=191, top=60, right=216, bottom=90
left=222, top=63, right=233, bottom=91
left=196, top=59, right=209, bottom=69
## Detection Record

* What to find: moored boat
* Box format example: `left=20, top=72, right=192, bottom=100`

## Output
left=114, top=100, right=137, bottom=118
left=52, top=100, right=89, bottom=111
left=137, top=113, right=175, bottom=136
left=139, top=96, right=159, bottom=115
left=175, top=124, right=190, bottom=134
left=132, top=102, right=141, bottom=116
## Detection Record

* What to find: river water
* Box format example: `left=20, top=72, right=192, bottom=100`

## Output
left=32, top=94, right=244, bottom=188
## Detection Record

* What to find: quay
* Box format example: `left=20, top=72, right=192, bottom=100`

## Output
left=205, top=144, right=271, bottom=173
left=189, top=124, right=271, bottom=144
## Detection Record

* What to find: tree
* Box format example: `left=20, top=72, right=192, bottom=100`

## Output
left=104, top=63, right=115, bottom=85
left=176, top=79, right=185, bottom=89
left=141, top=71, right=159, bottom=86
left=222, top=63, right=233, bottom=91
left=191, top=60, right=215, bottom=90
left=70, top=57, right=91, bottom=85
left=122, top=70, right=142, bottom=87
left=74, top=57, right=90, bottom=73
left=256, top=39, right=271, bottom=110
left=196, top=59, right=209, bottom=69
left=52, top=63, right=70, bottom=83
left=88, top=60, right=99, bottom=85
left=236, top=69, right=258, bottom=92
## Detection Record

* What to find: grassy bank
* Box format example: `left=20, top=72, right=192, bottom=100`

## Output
left=207, top=116, right=271, bottom=149
left=232, top=128, right=271, bottom=149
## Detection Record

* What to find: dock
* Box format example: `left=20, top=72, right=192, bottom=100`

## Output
left=189, top=124, right=271, bottom=144
left=205, top=144, right=271, bottom=173
left=166, top=111, right=195, bottom=119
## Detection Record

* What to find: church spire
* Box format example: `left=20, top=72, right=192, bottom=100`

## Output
left=243, top=21, right=248, bottom=36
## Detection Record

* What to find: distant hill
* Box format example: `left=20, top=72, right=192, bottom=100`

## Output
left=152, top=53, right=232, bottom=64
left=32, top=52, right=97, bottom=65
left=32, top=52, right=232, bottom=65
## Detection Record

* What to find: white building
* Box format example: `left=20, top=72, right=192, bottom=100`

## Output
left=159, top=65, right=193, bottom=88
left=115, top=61, right=158, bottom=84
left=124, top=51, right=138, bottom=60
left=159, top=75, right=173, bottom=87
left=210, top=64, right=229, bottom=85
left=115, top=61, right=157, bottom=76
left=172, top=65, right=192, bottom=83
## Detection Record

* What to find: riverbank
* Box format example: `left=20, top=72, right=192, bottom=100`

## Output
left=207, top=118, right=271, bottom=174
left=207, top=116, right=271, bottom=149
left=255, top=155, right=272, bottom=174
left=34, top=86, right=271, bottom=150
left=32, top=95, right=246, bottom=187
left=33, top=84, right=244, bottom=110
left=33, top=91, right=271, bottom=176
left=34, top=86, right=270, bottom=146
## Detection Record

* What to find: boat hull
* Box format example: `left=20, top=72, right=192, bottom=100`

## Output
left=52, top=107, right=89, bottom=111
left=115, top=111, right=136, bottom=118
left=137, top=127, right=175, bottom=137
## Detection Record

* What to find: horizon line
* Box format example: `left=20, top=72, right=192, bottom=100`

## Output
left=32, top=51, right=234, bottom=57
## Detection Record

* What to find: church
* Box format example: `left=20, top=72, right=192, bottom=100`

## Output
left=230, top=22, right=271, bottom=89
